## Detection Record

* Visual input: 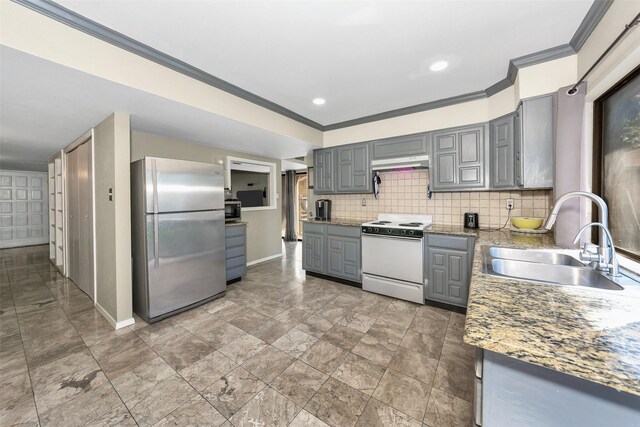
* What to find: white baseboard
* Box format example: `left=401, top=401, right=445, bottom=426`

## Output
left=247, top=253, right=282, bottom=266
left=95, top=302, right=135, bottom=330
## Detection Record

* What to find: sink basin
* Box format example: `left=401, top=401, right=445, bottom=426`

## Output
left=487, top=247, right=586, bottom=267
left=489, top=258, right=623, bottom=290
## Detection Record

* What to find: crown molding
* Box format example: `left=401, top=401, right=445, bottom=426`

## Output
left=11, top=0, right=611, bottom=132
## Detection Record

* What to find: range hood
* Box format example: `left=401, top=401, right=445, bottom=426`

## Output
left=371, top=155, right=429, bottom=171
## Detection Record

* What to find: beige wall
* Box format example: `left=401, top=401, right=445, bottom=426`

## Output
left=130, top=131, right=283, bottom=263
left=315, top=170, right=552, bottom=228
left=94, top=113, right=132, bottom=325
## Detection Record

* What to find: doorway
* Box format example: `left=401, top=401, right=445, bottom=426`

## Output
left=281, top=171, right=307, bottom=240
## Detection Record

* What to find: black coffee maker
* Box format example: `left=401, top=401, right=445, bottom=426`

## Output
left=315, top=199, right=332, bottom=221
left=464, top=212, right=479, bottom=229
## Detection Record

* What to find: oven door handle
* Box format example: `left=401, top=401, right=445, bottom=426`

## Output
left=362, top=234, right=422, bottom=241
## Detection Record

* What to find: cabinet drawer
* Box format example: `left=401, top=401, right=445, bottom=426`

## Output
left=226, top=246, right=245, bottom=259
left=226, top=255, right=246, bottom=270
left=303, top=222, right=325, bottom=234
left=327, top=225, right=361, bottom=238
left=225, top=225, right=246, bottom=238
left=427, top=234, right=469, bottom=250
left=225, top=236, right=245, bottom=249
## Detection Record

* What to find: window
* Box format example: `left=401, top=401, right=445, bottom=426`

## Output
left=594, top=66, right=640, bottom=261
left=226, top=156, right=277, bottom=211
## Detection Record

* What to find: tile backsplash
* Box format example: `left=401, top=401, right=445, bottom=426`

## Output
left=315, top=170, right=553, bottom=228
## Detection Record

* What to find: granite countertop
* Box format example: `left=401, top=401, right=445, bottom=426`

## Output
left=462, top=228, right=640, bottom=396
left=225, top=221, right=247, bottom=227
left=302, top=217, right=370, bottom=227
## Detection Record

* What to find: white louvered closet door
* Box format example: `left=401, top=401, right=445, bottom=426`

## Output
left=0, top=171, right=49, bottom=248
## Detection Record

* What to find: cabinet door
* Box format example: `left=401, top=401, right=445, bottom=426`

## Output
left=426, top=246, right=470, bottom=307
left=432, top=132, right=457, bottom=190
left=520, top=94, right=554, bottom=188
left=371, top=134, right=428, bottom=160
left=457, top=127, right=485, bottom=188
left=313, top=149, right=335, bottom=193
left=490, top=114, right=516, bottom=188
left=327, top=235, right=361, bottom=282
left=337, top=143, right=370, bottom=193
left=302, top=232, right=324, bottom=273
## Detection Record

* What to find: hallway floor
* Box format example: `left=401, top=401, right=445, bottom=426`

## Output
left=0, top=242, right=474, bottom=426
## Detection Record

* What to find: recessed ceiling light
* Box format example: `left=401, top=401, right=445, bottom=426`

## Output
left=430, top=61, right=448, bottom=72
left=312, top=98, right=326, bottom=105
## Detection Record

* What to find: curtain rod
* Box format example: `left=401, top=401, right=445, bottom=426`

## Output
left=568, top=12, right=640, bottom=95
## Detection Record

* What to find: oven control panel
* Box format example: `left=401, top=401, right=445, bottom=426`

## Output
left=361, top=226, right=424, bottom=238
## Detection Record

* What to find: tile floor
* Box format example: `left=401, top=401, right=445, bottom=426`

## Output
left=0, top=242, right=474, bottom=427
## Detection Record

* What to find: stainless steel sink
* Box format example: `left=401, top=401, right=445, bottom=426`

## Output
left=481, top=246, right=630, bottom=291
left=487, top=247, right=586, bottom=267
left=489, top=258, right=623, bottom=290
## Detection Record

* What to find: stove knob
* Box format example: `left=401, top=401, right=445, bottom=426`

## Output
left=409, top=230, right=415, bottom=235
left=374, top=227, right=379, bottom=232
left=387, top=229, right=392, bottom=233
left=401, top=230, right=406, bottom=235
left=366, top=227, right=372, bottom=232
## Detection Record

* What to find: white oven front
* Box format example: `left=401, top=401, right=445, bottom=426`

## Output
left=361, top=234, right=424, bottom=284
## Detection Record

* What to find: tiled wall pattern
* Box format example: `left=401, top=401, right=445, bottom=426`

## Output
left=318, top=170, right=553, bottom=228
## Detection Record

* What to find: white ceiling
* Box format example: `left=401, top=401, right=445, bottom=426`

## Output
left=0, top=46, right=318, bottom=172
left=55, top=0, right=594, bottom=125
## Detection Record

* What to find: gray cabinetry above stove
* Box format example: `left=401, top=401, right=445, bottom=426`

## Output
left=302, top=222, right=362, bottom=283
left=425, top=234, right=475, bottom=307
left=371, top=134, right=428, bottom=160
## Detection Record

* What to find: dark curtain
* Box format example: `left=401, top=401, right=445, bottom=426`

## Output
left=284, top=170, right=298, bottom=241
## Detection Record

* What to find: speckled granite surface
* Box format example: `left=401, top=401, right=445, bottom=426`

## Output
left=461, top=228, right=640, bottom=396
left=302, top=218, right=371, bottom=227
left=225, top=221, right=247, bottom=227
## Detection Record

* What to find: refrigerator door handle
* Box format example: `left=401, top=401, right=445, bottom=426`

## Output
left=153, top=213, right=159, bottom=269
left=151, top=158, right=159, bottom=214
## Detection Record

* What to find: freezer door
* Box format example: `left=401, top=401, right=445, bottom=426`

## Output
left=145, top=157, right=224, bottom=213
left=146, top=210, right=226, bottom=318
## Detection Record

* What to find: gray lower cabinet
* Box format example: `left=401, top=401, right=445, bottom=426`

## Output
left=313, top=148, right=335, bottom=194
left=431, top=124, right=488, bottom=191
left=302, top=222, right=362, bottom=283
left=478, top=350, right=640, bottom=426
left=225, top=224, right=247, bottom=282
left=302, top=225, right=325, bottom=274
left=336, top=143, right=371, bottom=193
left=425, top=234, right=475, bottom=307
left=489, top=113, right=516, bottom=189
left=371, top=134, right=428, bottom=160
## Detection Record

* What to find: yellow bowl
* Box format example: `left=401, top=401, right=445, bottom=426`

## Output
left=511, top=217, right=544, bottom=230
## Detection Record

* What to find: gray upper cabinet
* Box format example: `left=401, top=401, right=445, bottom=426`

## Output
left=490, top=113, right=516, bottom=189
left=516, top=94, right=555, bottom=189
left=371, top=134, right=428, bottom=160
left=313, top=148, right=335, bottom=194
left=431, top=124, right=487, bottom=191
left=425, top=234, right=475, bottom=307
left=336, top=143, right=371, bottom=193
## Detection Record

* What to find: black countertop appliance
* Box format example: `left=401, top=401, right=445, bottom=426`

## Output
left=315, top=199, right=332, bottom=221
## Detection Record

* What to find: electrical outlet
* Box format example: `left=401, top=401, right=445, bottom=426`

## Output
left=506, top=198, right=514, bottom=210
left=361, top=198, right=367, bottom=207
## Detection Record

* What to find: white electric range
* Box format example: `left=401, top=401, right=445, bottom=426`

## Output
left=361, top=214, right=432, bottom=304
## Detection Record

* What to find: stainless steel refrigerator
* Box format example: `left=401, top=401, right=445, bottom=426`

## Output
left=131, top=157, right=226, bottom=323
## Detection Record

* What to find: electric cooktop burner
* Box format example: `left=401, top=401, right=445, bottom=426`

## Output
left=371, top=221, right=392, bottom=225
left=399, top=222, right=424, bottom=227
